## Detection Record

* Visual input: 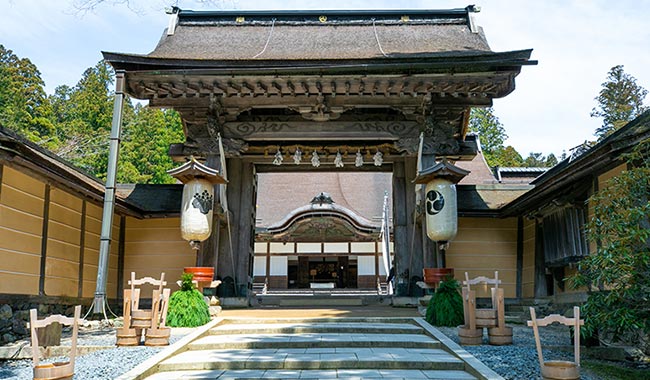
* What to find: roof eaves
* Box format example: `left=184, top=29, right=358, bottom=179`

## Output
left=103, top=49, right=536, bottom=73
left=501, top=110, right=650, bottom=216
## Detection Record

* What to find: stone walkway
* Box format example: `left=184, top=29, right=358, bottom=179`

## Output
left=118, top=310, right=502, bottom=380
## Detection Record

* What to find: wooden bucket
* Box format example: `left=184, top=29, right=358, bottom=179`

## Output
left=116, top=328, right=139, bottom=346
left=33, top=361, right=73, bottom=380
left=541, top=360, right=580, bottom=380
left=458, top=326, right=483, bottom=345
left=475, top=309, right=498, bottom=328
left=184, top=267, right=214, bottom=283
left=423, top=268, right=454, bottom=286
left=144, top=327, right=171, bottom=346
left=131, top=310, right=152, bottom=328
left=488, top=326, right=513, bottom=346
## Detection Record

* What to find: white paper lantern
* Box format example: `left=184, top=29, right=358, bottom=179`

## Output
left=180, top=178, right=214, bottom=242
left=424, top=178, right=458, bottom=242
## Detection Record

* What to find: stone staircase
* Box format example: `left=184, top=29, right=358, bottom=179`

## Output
left=254, top=289, right=390, bottom=307
left=134, top=317, right=502, bottom=380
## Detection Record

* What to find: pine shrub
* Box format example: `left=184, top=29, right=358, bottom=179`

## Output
left=166, top=273, right=210, bottom=327
left=425, top=276, right=464, bottom=327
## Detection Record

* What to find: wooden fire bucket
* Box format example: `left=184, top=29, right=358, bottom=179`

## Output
left=457, top=325, right=483, bottom=345
left=144, top=327, right=171, bottom=346
left=541, top=360, right=580, bottom=380
left=33, top=361, right=74, bottom=380
left=116, top=328, right=140, bottom=346
left=184, top=267, right=214, bottom=282
left=131, top=310, right=153, bottom=328
left=423, top=268, right=454, bottom=286
left=475, top=308, right=498, bottom=328
left=488, top=326, right=513, bottom=346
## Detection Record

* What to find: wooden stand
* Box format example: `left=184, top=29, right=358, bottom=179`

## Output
left=30, top=305, right=81, bottom=380
left=116, top=272, right=171, bottom=347
left=458, top=271, right=512, bottom=345
left=528, top=306, right=583, bottom=380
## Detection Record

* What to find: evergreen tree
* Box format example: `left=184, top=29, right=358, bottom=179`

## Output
left=469, top=107, right=527, bottom=167
left=497, top=146, right=524, bottom=167
left=49, top=61, right=117, bottom=178
left=523, top=152, right=546, bottom=167
left=0, top=45, right=56, bottom=146
left=545, top=153, right=558, bottom=167
left=469, top=107, right=506, bottom=163
left=119, top=105, right=185, bottom=184
left=48, top=60, right=184, bottom=183
left=591, top=65, right=648, bottom=139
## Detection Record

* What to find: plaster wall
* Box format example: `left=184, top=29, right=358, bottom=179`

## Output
left=522, top=218, right=536, bottom=298
left=447, top=217, right=518, bottom=298
left=0, top=166, right=45, bottom=295
left=0, top=165, right=121, bottom=298
left=123, top=217, right=194, bottom=290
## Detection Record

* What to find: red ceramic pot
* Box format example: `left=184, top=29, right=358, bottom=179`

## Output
left=183, top=267, right=214, bottom=282
left=423, top=268, right=454, bottom=285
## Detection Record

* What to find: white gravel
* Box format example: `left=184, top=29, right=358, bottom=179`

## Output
left=0, top=327, right=188, bottom=380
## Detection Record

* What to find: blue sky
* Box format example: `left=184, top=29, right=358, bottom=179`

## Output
left=2, top=0, right=649, bottom=157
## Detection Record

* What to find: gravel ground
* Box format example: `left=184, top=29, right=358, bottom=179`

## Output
left=438, top=324, right=601, bottom=380
left=0, top=322, right=634, bottom=380
left=0, top=327, right=188, bottom=380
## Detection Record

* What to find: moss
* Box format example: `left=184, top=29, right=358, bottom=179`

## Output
left=582, top=359, right=650, bottom=380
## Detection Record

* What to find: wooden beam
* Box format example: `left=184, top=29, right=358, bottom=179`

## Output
left=77, top=200, right=87, bottom=299
left=534, top=219, right=548, bottom=297
left=392, top=161, right=409, bottom=296
left=39, top=185, right=51, bottom=296
left=516, top=216, right=523, bottom=299
left=117, top=215, right=126, bottom=299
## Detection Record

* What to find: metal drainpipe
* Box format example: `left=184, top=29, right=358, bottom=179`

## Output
left=93, top=70, right=126, bottom=313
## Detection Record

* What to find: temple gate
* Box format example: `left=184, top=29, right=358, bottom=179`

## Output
left=101, top=7, right=533, bottom=299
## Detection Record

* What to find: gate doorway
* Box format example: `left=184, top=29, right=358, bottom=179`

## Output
left=253, top=172, right=392, bottom=293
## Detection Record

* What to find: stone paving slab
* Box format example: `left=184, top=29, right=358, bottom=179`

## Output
left=144, top=369, right=477, bottom=379
left=189, top=333, right=440, bottom=350
left=158, top=348, right=464, bottom=372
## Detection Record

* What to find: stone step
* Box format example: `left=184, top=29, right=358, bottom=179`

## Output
left=189, top=333, right=441, bottom=350
left=210, top=322, right=424, bottom=335
left=158, top=347, right=465, bottom=372
left=145, top=368, right=478, bottom=379
left=279, top=297, right=365, bottom=306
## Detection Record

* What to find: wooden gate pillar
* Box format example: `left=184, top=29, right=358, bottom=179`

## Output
left=404, top=157, right=424, bottom=281
left=393, top=162, right=422, bottom=297
left=215, top=158, right=257, bottom=298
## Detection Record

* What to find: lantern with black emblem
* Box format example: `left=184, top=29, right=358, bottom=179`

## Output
left=414, top=159, right=469, bottom=243
left=167, top=157, right=227, bottom=249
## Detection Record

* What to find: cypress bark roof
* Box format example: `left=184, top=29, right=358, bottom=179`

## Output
left=104, top=7, right=535, bottom=72
left=147, top=8, right=491, bottom=61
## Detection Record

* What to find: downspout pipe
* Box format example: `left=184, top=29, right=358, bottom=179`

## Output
left=93, top=70, right=126, bottom=313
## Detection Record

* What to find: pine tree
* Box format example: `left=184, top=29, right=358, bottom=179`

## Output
left=469, top=107, right=527, bottom=167
left=591, top=65, right=648, bottom=139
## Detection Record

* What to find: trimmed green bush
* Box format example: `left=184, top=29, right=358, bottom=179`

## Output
left=166, top=273, right=210, bottom=327
left=425, top=276, right=464, bottom=327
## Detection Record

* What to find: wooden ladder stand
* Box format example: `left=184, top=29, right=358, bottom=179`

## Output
left=528, top=306, right=583, bottom=380
left=459, top=271, right=511, bottom=345
left=116, top=272, right=170, bottom=346
left=30, top=305, right=81, bottom=380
